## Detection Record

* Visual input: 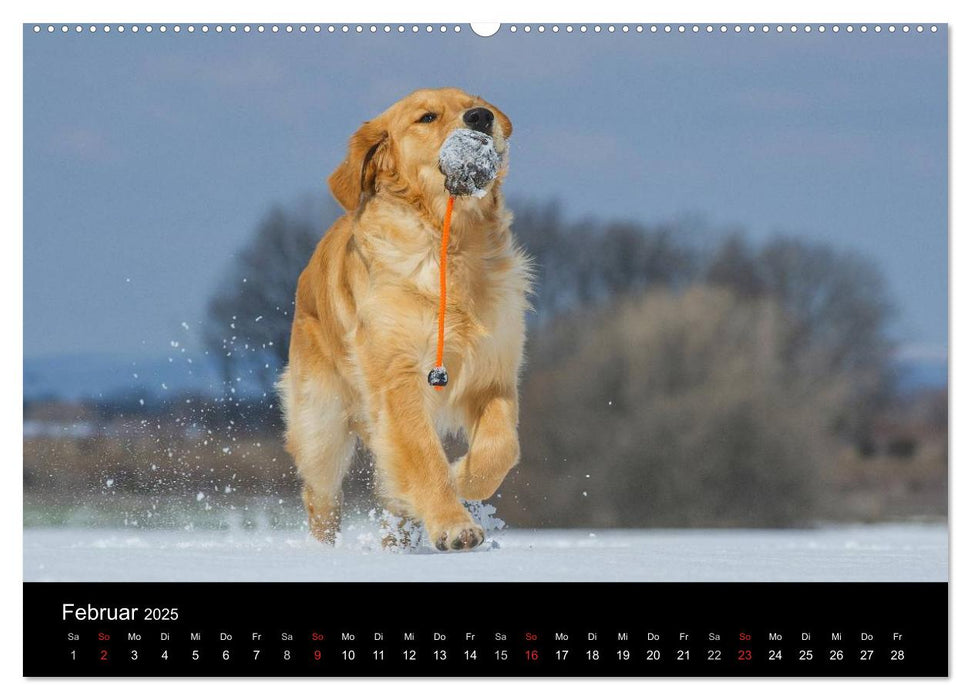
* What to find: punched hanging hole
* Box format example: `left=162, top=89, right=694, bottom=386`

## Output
left=470, top=23, right=501, bottom=37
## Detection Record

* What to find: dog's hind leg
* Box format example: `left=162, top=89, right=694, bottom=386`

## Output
left=302, top=483, right=346, bottom=544
left=293, top=417, right=355, bottom=545
left=279, top=368, right=355, bottom=545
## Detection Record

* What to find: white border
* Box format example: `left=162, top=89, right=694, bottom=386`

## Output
left=4, top=0, right=964, bottom=697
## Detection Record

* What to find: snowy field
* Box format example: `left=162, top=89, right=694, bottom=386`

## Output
left=24, top=523, right=946, bottom=582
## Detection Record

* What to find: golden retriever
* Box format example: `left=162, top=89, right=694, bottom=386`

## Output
left=278, top=88, right=530, bottom=551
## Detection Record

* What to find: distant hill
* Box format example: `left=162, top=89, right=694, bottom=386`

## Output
left=23, top=353, right=234, bottom=403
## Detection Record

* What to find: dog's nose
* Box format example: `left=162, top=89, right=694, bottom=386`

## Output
left=463, top=107, right=494, bottom=134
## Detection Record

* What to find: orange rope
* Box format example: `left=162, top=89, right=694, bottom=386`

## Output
left=433, top=195, right=455, bottom=391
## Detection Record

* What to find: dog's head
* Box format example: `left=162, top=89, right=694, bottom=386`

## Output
left=328, top=87, right=512, bottom=212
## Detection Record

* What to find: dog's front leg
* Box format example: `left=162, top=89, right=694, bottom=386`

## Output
left=453, top=391, right=521, bottom=501
left=369, top=373, right=484, bottom=552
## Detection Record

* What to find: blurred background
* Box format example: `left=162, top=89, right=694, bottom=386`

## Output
left=24, top=26, right=947, bottom=531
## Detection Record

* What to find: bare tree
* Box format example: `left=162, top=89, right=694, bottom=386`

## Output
left=702, top=235, right=896, bottom=441
left=755, top=237, right=894, bottom=377
left=503, top=222, right=898, bottom=528
left=511, top=199, right=699, bottom=322
left=704, top=234, right=764, bottom=298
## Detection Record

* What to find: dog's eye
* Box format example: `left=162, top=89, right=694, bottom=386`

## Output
left=417, top=112, right=438, bottom=124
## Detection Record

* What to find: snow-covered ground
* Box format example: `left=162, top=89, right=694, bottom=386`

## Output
left=23, top=523, right=946, bottom=582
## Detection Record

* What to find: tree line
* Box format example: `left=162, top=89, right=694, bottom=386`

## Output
left=204, top=196, right=896, bottom=526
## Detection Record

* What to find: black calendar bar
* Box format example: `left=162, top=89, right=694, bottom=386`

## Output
left=24, top=582, right=946, bottom=677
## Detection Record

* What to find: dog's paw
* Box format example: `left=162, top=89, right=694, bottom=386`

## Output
left=430, top=521, right=485, bottom=552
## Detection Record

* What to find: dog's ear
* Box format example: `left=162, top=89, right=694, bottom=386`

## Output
left=328, top=120, right=391, bottom=211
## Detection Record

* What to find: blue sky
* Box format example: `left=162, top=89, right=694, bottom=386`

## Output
left=23, top=26, right=947, bottom=362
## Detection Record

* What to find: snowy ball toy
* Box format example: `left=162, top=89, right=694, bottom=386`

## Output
left=438, top=128, right=503, bottom=197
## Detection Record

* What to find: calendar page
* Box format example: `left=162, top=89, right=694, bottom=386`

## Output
left=22, top=21, right=948, bottom=677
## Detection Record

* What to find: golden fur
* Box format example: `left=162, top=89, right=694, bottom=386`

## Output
left=278, top=88, right=530, bottom=551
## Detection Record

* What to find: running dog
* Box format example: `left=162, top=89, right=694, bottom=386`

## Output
left=278, top=88, right=530, bottom=551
